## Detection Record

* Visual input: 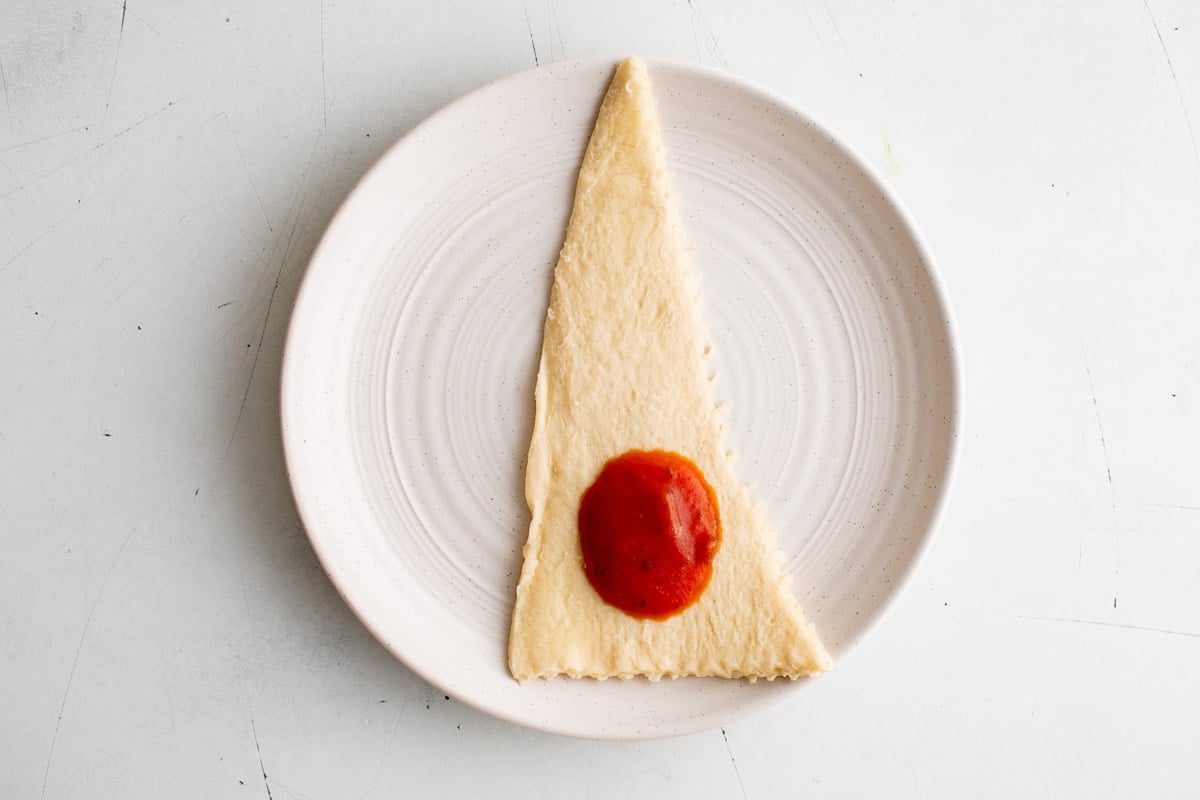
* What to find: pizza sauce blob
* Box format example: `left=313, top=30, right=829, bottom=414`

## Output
left=578, top=449, right=722, bottom=620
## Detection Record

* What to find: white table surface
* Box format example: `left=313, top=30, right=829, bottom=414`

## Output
left=4, top=1, right=1199, bottom=797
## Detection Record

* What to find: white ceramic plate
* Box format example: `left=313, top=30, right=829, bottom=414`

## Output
left=281, top=58, right=959, bottom=739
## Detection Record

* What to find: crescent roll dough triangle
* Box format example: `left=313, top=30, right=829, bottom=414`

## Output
left=508, top=57, right=831, bottom=681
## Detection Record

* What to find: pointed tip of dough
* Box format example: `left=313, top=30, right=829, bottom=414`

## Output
left=617, top=55, right=647, bottom=73
left=612, top=56, right=653, bottom=100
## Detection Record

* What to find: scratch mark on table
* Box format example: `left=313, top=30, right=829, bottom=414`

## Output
left=686, top=0, right=729, bottom=68
left=0, top=53, right=10, bottom=115
left=801, top=0, right=830, bottom=58
left=1142, top=0, right=1200, bottom=174
left=115, top=0, right=165, bottom=40
left=356, top=704, right=405, bottom=800
left=270, top=778, right=320, bottom=800
left=548, top=0, right=566, bottom=60
left=1, top=99, right=179, bottom=198
left=521, top=1, right=540, bottom=66
left=39, top=524, right=139, bottom=800
left=1082, top=350, right=1119, bottom=604
left=1010, top=615, right=1200, bottom=640
left=103, top=2, right=130, bottom=124
left=1129, top=501, right=1200, bottom=511
left=0, top=126, right=90, bottom=156
left=216, top=195, right=286, bottom=285
left=0, top=193, right=27, bottom=246
left=720, top=728, right=748, bottom=800
left=223, top=114, right=276, bottom=240
left=199, top=259, right=281, bottom=355
left=251, top=717, right=274, bottom=800
left=223, top=134, right=323, bottom=458
left=685, top=2, right=703, bottom=62
left=1118, top=155, right=1126, bottom=285
left=227, top=274, right=283, bottom=450
left=273, top=135, right=324, bottom=269
left=819, top=0, right=859, bottom=74
left=714, top=0, right=738, bottom=50
left=81, top=242, right=186, bottom=336
left=0, top=207, right=83, bottom=274
left=319, top=0, right=327, bottom=130
left=1082, top=353, right=1114, bottom=494
left=0, top=153, right=20, bottom=194
left=1167, top=566, right=1200, bottom=622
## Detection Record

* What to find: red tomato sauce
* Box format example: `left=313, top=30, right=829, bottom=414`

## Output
left=578, top=449, right=721, bottom=620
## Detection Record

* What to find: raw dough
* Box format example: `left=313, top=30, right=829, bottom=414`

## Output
left=508, top=57, right=831, bottom=681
